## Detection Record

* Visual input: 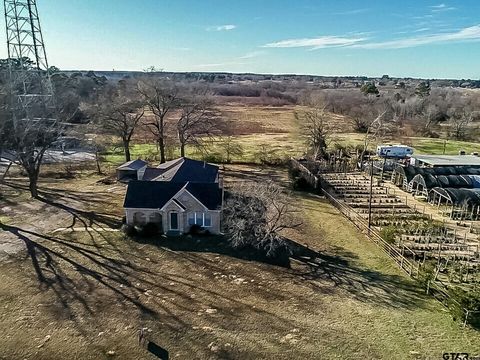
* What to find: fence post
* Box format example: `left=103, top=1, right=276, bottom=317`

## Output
left=464, top=310, right=469, bottom=328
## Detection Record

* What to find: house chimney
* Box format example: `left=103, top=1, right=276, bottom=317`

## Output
left=203, top=161, right=206, bottom=168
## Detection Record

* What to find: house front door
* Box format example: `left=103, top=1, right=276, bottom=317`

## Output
left=170, top=212, right=179, bottom=230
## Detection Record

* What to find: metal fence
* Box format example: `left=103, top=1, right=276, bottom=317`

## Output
left=289, top=159, right=477, bottom=326
left=320, top=178, right=479, bottom=327
left=320, top=187, right=420, bottom=278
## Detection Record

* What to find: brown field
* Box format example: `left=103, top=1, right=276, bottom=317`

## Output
left=1, top=164, right=479, bottom=359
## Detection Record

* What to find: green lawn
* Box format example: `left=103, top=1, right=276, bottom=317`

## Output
left=104, top=134, right=306, bottom=166
left=410, top=138, right=480, bottom=155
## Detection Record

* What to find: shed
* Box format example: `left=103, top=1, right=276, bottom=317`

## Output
left=116, top=159, right=148, bottom=182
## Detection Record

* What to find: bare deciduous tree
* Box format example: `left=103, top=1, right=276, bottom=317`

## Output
left=137, top=79, right=179, bottom=163
left=218, top=135, right=244, bottom=163
left=223, top=182, right=301, bottom=258
left=295, top=104, right=330, bottom=160
left=449, top=109, right=472, bottom=140
left=93, top=90, right=144, bottom=162
left=177, top=94, right=216, bottom=157
left=358, top=110, right=388, bottom=169
left=1, top=63, right=62, bottom=198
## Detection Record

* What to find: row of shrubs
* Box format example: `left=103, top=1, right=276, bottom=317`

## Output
left=203, top=153, right=290, bottom=167
left=122, top=222, right=211, bottom=238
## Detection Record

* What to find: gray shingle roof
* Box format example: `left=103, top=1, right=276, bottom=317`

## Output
left=152, top=157, right=219, bottom=183
left=123, top=181, right=222, bottom=210
left=117, top=159, right=148, bottom=171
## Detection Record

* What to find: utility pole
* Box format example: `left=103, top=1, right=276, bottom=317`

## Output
left=368, top=158, right=374, bottom=235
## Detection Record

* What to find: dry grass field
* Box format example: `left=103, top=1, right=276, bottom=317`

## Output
left=0, top=164, right=479, bottom=359
left=104, top=102, right=480, bottom=167
left=106, top=104, right=354, bottom=165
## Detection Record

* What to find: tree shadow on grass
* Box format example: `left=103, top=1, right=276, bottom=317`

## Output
left=3, top=180, right=122, bottom=230
left=0, top=223, right=159, bottom=335
left=147, top=235, right=291, bottom=267
left=146, top=234, right=427, bottom=310
left=0, top=223, right=301, bottom=343
left=286, top=239, right=427, bottom=309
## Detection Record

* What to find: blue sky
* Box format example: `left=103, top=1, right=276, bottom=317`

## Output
left=1, top=0, right=480, bottom=78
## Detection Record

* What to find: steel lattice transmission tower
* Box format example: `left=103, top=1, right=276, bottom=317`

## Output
left=3, top=0, right=55, bottom=124
left=4, top=0, right=49, bottom=71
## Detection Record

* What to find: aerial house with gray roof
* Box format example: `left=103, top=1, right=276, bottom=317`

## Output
left=123, top=181, right=223, bottom=235
left=122, top=157, right=223, bottom=235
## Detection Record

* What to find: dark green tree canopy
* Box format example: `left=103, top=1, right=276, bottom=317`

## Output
left=360, top=82, right=379, bottom=96
left=415, top=81, right=431, bottom=98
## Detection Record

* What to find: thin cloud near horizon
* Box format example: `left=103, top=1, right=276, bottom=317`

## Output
left=263, top=36, right=367, bottom=50
left=430, top=3, right=456, bottom=12
left=262, top=24, right=480, bottom=50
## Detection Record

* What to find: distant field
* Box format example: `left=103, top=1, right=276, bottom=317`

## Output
left=105, top=133, right=305, bottom=165
left=409, top=138, right=480, bottom=155
left=108, top=102, right=479, bottom=165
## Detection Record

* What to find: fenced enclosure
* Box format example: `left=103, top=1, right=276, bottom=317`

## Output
left=290, top=158, right=480, bottom=326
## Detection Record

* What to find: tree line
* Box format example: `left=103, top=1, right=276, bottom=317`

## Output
left=0, top=60, right=225, bottom=197
left=2, top=58, right=480, bottom=198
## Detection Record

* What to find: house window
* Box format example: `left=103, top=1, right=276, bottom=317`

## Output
left=188, top=212, right=212, bottom=227
left=188, top=213, right=196, bottom=226
left=133, top=212, right=147, bottom=225
left=204, top=213, right=211, bottom=227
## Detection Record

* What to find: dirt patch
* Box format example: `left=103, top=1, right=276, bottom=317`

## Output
left=0, top=170, right=125, bottom=260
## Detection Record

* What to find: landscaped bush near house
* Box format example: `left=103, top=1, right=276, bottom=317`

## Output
left=189, top=224, right=202, bottom=235
left=122, top=224, right=137, bottom=237
left=189, top=224, right=211, bottom=236
left=138, top=222, right=160, bottom=238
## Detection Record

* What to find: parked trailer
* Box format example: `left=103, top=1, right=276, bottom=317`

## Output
left=376, top=145, right=414, bottom=158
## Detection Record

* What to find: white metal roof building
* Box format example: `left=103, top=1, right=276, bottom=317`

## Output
left=409, top=155, right=480, bottom=168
